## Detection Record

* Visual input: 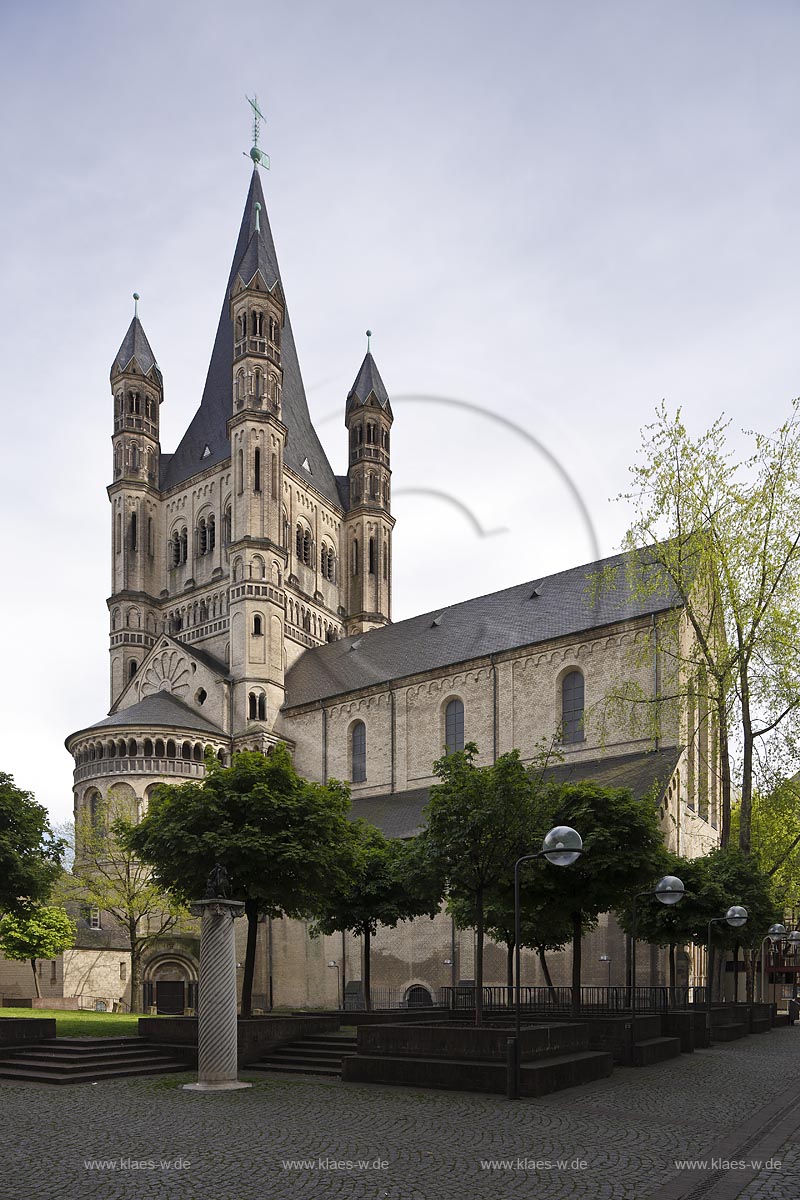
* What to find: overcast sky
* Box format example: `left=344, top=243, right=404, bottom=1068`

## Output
left=2, top=1, right=800, bottom=825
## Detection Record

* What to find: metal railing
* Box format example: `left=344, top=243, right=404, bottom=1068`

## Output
left=438, top=985, right=709, bottom=1014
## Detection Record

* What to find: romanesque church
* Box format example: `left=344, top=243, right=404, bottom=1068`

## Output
left=21, top=162, right=719, bottom=1013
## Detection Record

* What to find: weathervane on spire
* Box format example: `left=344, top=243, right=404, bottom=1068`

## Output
left=245, top=94, right=270, bottom=171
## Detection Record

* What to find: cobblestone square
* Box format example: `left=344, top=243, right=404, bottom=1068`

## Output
left=2, top=1026, right=799, bottom=1200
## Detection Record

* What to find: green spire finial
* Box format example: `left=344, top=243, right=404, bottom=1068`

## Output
left=366, top=329, right=372, bottom=353
left=245, top=94, right=270, bottom=171
left=133, top=292, right=140, bottom=318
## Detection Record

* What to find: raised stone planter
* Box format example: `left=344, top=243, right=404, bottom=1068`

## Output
left=138, top=1013, right=340, bottom=1065
left=0, top=1018, right=56, bottom=1045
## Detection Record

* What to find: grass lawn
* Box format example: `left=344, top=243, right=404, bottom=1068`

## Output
left=0, top=1007, right=145, bottom=1037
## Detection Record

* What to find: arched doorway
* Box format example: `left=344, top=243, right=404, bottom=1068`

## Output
left=405, top=984, right=433, bottom=1008
left=142, top=954, right=198, bottom=1015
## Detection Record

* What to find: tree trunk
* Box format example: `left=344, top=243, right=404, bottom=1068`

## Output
left=537, top=945, right=556, bottom=996
left=745, top=949, right=755, bottom=1004
left=30, top=959, right=41, bottom=999
left=129, top=921, right=140, bottom=1013
left=241, top=899, right=259, bottom=1018
left=571, top=912, right=582, bottom=1017
left=363, top=926, right=372, bottom=1012
left=474, top=892, right=484, bottom=1027
left=708, top=943, right=715, bottom=1005
left=668, top=943, right=676, bottom=1005
left=718, top=700, right=732, bottom=848
left=738, top=663, right=754, bottom=856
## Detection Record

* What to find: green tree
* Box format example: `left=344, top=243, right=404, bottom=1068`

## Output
left=610, top=401, right=800, bottom=852
left=126, top=747, right=356, bottom=1016
left=546, top=781, right=669, bottom=1014
left=0, top=905, right=76, bottom=998
left=64, top=789, right=187, bottom=1013
left=418, top=745, right=538, bottom=1026
left=731, top=776, right=800, bottom=917
left=311, top=825, right=442, bottom=1011
left=0, top=773, right=63, bottom=916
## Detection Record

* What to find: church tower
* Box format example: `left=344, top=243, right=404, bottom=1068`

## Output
left=227, top=174, right=289, bottom=742
left=108, top=303, right=163, bottom=704
left=343, top=339, right=394, bottom=634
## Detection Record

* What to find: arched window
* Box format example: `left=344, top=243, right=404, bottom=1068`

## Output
left=130, top=512, right=137, bottom=551
left=352, top=538, right=359, bottom=576
left=327, top=552, right=336, bottom=583
left=248, top=692, right=257, bottom=720
left=368, top=537, right=376, bottom=575
left=166, top=739, right=176, bottom=758
left=296, top=525, right=304, bottom=559
left=236, top=370, right=245, bottom=406
left=198, top=518, right=207, bottom=555
left=237, top=312, right=247, bottom=341
left=171, top=531, right=181, bottom=568
left=383, top=542, right=388, bottom=580
left=252, top=309, right=263, bottom=336
left=180, top=528, right=188, bottom=563
left=271, top=453, right=278, bottom=500
left=445, top=698, right=464, bottom=754
left=253, top=614, right=263, bottom=636
left=237, top=449, right=244, bottom=494
left=128, top=660, right=138, bottom=681
left=223, top=506, right=232, bottom=544
left=351, top=721, right=366, bottom=783
left=254, top=448, right=261, bottom=493
left=561, top=670, right=585, bottom=744
left=320, top=545, right=328, bottom=577
left=258, top=693, right=266, bottom=721
left=366, top=423, right=375, bottom=444
left=154, top=738, right=165, bottom=758
left=182, top=741, right=192, bottom=760
left=207, top=514, right=216, bottom=551
left=254, top=370, right=263, bottom=403
left=303, top=529, right=312, bottom=566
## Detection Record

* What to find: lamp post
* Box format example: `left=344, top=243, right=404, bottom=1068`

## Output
left=327, top=960, right=340, bottom=1009
left=628, top=876, right=685, bottom=1065
left=599, top=954, right=612, bottom=989
left=706, top=906, right=748, bottom=1035
left=512, top=825, right=583, bottom=1098
left=760, top=924, right=786, bottom=1003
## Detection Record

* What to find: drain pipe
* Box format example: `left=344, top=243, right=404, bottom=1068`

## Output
left=652, top=613, right=660, bottom=752
left=390, top=689, right=396, bottom=794
left=321, top=702, right=328, bottom=783
left=490, top=655, right=498, bottom=763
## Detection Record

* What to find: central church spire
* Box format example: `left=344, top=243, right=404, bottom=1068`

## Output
left=159, top=169, right=340, bottom=506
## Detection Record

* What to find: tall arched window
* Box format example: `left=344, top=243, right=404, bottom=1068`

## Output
left=248, top=692, right=257, bottom=720
left=561, top=670, right=585, bottom=744
left=445, top=698, right=464, bottom=754
left=198, top=518, right=207, bottom=555
left=352, top=538, right=359, bottom=575
left=180, top=528, right=188, bottom=564
left=252, top=614, right=263, bottom=636
left=368, top=537, right=376, bottom=575
left=254, top=447, right=261, bottom=493
left=271, top=453, right=278, bottom=500
left=258, top=693, right=266, bottom=720
left=223, top=506, right=232, bottom=544
left=208, top=514, right=216, bottom=551
left=351, top=721, right=366, bottom=783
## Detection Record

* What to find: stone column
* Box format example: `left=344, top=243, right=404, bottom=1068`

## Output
left=183, top=898, right=251, bottom=1092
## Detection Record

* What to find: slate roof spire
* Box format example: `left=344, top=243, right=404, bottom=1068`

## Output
left=346, top=344, right=392, bottom=418
left=159, top=169, right=340, bottom=504
left=111, top=297, right=162, bottom=385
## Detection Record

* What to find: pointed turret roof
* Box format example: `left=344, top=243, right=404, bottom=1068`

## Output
left=160, top=171, right=340, bottom=504
left=346, top=351, right=391, bottom=417
left=111, top=315, right=162, bottom=384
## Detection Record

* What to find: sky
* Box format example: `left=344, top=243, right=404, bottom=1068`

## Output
left=2, top=0, right=800, bottom=826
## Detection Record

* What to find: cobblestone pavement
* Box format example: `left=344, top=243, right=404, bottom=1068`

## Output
left=2, top=1027, right=799, bottom=1200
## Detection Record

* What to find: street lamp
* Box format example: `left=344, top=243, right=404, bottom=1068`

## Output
left=628, top=876, right=685, bottom=1064
left=760, top=924, right=787, bottom=1003
left=599, top=954, right=612, bottom=988
left=706, top=906, right=748, bottom=1033
left=327, top=960, right=340, bottom=1009
left=512, top=825, right=583, bottom=1098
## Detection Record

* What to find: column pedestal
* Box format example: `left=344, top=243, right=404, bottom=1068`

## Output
left=183, top=898, right=251, bottom=1092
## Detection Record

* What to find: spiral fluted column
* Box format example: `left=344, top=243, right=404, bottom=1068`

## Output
left=183, top=898, right=251, bottom=1092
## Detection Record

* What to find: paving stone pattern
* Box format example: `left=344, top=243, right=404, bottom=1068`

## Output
left=2, top=1027, right=799, bottom=1200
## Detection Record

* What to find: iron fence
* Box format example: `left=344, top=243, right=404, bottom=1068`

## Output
left=438, top=985, right=708, bottom=1013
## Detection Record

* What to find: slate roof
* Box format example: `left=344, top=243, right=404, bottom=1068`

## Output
left=347, top=747, right=681, bottom=839
left=71, top=692, right=226, bottom=740
left=346, top=351, right=391, bottom=417
left=160, top=170, right=340, bottom=505
left=285, top=550, right=679, bottom=708
left=112, top=315, right=161, bottom=383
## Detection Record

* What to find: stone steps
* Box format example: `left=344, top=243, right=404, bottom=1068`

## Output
left=712, top=1022, right=749, bottom=1042
left=633, top=1036, right=682, bottom=1067
left=250, top=1033, right=358, bottom=1078
left=0, top=1036, right=187, bottom=1084
left=342, top=1048, right=613, bottom=1096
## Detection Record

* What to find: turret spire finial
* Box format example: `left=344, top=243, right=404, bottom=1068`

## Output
left=245, top=94, right=270, bottom=171
left=366, top=328, right=372, bottom=353
left=133, top=292, right=140, bottom=318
